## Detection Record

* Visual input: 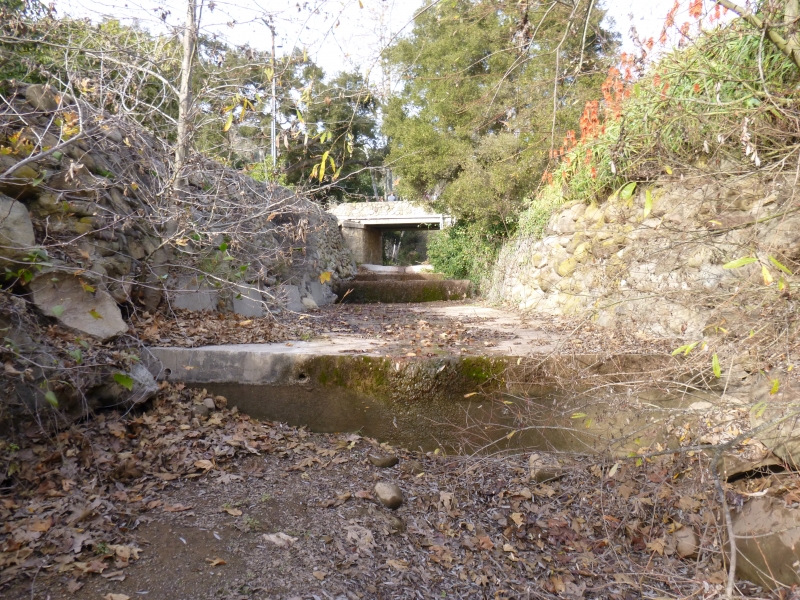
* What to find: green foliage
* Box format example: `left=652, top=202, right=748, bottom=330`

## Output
left=427, top=221, right=504, bottom=286
left=516, top=18, right=800, bottom=245
left=277, top=70, right=383, bottom=202
left=616, top=21, right=800, bottom=178
left=44, top=390, right=58, bottom=408
left=190, top=44, right=383, bottom=201
left=113, top=373, right=134, bottom=391
left=246, top=159, right=288, bottom=186
left=383, top=0, right=618, bottom=227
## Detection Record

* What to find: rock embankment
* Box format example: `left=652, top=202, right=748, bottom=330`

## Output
left=490, top=174, right=798, bottom=339
left=0, top=81, right=355, bottom=424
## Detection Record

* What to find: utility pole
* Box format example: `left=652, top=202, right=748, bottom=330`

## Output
left=175, top=0, right=197, bottom=187
left=267, top=19, right=277, bottom=168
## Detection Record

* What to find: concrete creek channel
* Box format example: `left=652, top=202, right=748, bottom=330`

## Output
left=149, top=269, right=708, bottom=456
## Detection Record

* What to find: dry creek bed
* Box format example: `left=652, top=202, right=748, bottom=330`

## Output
left=1, top=383, right=792, bottom=600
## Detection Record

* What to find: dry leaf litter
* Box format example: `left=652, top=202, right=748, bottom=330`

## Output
left=2, top=383, right=792, bottom=599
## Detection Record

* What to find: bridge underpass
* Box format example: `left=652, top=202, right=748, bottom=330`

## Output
left=329, top=201, right=454, bottom=264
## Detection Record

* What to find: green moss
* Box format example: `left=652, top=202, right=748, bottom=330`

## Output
left=459, top=357, right=506, bottom=384
left=333, top=280, right=472, bottom=303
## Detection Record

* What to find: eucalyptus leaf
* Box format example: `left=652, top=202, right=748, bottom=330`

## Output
left=769, top=255, right=793, bottom=275
left=620, top=182, right=637, bottom=200
left=643, top=189, right=653, bottom=218
left=44, top=390, right=59, bottom=408
left=113, top=373, right=135, bottom=391
left=723, top=256, right=758, bottom=269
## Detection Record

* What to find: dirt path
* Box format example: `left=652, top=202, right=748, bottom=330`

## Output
left=1, top=384, right=768, bottom=600
left=133, top=300, right=680, bottom=359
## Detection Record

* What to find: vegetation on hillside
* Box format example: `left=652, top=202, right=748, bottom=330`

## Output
left=521, top=13, right=800, bottom=242
left=381, top=0, right=618, bottom=280
left=0, top=1, right=385, bottom=201
left=388, top=0, right=800, bottom=281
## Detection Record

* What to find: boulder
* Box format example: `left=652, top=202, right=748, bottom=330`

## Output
left=368, top=454, right=399, bottom=468
left=301, top=296, right=319, bottom=310
left=749, top=378, right=800, bottom=467
left=281, top=284, right=305, bottom=313
left=24, top=84, right=60, bottom=112
left=0, top=193, right=36, bottom=267
left=528, top=453, right=564, bottom=483
left=232, top=284, right=264, bottom=318
left=29, top=273, right=128, bottom=340
left=730, top=496, right=800, bottom=589
left=374, top=482, right=403, bottom=509
left=170, top=276, right=219, bottom=312
left=673, top=526, right=698, bottom=559
left=88, top=363, right=158, bottom=409
left=557, top=257, right=578, bottom=278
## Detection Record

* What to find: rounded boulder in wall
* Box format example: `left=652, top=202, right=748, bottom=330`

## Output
left=0, top=194, right=37, bottom=265
left=29, top=273, right=128, bottom=341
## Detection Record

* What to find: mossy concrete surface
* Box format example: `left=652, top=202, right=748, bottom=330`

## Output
left=332, top=279, right=472, bottom=303
left=343, top=273, right=445, bottom=282
left=151, top=337, right=693, bottom=452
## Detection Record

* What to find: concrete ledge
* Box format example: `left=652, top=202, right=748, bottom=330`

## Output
left=358, top=264, right=435, bottom=274
left=348, top=273, right=445, bottom=282
left=333, top=279, right=472, bottom=303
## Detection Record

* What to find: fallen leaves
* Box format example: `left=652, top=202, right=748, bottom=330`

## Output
left=0, top=383, right=296, bottom=589
left=108, top=545, right=141, bottom=564
left=386, top=558, right=409, bottom=571
left=262, top=533, right=298, bottom=548
left=163, top=503, right=194, bottom=513
left=0, top=377, right=764, bottom=599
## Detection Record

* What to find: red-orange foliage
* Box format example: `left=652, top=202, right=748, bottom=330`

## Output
left=665, top=0, right=680, bottom=29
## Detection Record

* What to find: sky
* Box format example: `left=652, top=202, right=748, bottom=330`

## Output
left=51, top=0, right=690, bottom=81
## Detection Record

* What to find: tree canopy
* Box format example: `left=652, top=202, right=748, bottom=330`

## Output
left=382, top=0, right=619, bottom=229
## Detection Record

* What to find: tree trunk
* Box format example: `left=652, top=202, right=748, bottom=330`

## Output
left=174, top=0, right=197, bottom=189
left=786, top=0, right=799, bottom=49
left=716, top=0, right=800, bottom=71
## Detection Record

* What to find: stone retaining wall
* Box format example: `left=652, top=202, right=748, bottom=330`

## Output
left=489, top=174, right=799, bottom=339
left=0, top=81, right=355, bottom=423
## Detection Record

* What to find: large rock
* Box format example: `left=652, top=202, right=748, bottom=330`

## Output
left=24, top=84, right=60, bottom=112
left=88, top=363, right=159, bottom=409
left=170, top=276, right=219, bottom=312
left=29, top=274, right=128, bottom=340
left=730, top=496, right=800, bottom=589
left=374, top=482, right=403, bottom=509
left=231, top=283, right=264, bottom=318
left=749, top=378, right=800, bottom=467
left=0, top=193, right=36, bottom=267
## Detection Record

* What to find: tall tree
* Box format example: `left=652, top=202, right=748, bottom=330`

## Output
left=383, top=0, right=618, bottom=229
left=174, top=0, right=198, bottom=184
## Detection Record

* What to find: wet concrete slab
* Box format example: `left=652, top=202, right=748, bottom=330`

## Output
left=145, top=301, right=689, bottom=453
left=148, top=302, right=560, bottom=384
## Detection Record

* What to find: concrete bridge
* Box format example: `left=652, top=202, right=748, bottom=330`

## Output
left=329, top=201, right=454, bottom=264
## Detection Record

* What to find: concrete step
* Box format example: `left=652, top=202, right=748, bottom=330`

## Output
left=333, top=279, right=472, bottom=303
left=350, top=273, right=445, bottom=282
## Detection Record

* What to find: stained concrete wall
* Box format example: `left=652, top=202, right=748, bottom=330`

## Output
left=341, top=222, right=382, bottom=264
